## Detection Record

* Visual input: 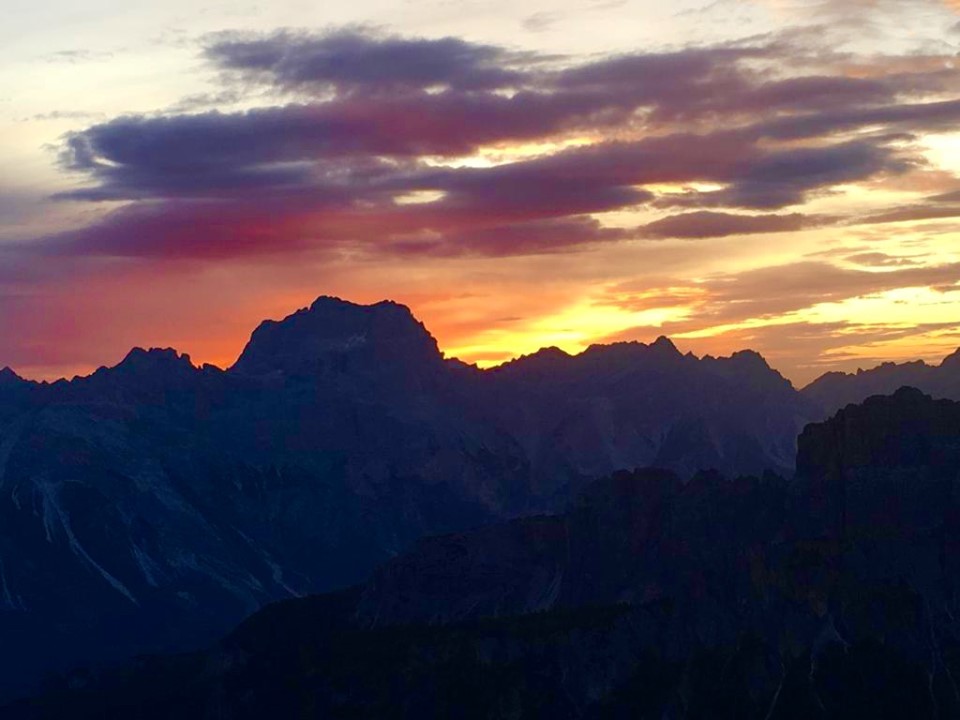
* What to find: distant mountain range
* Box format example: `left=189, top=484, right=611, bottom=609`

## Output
left=10, top=387, right=960, bottom=719
left=802, top=348, right=960, bottom=413
left=0, top=296, right=957, bottom=701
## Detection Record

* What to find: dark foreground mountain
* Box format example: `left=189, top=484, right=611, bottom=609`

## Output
left=9, top=387, right=960, bottom=719
left=802, top=347, right=960, bottom=413
left=0, top=297, right=818, bottom=699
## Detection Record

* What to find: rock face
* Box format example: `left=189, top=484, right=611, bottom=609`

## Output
left=0, top=296, right=817, bottom=698
left=484, top=340, right=815, bottom=485
left=231, top=297, right=445, bottom=384
left=12, top=388, right=960, bottom=719
left=798, top=385, right=960, bottom=478
left=803, top=348, right=960, bottom=413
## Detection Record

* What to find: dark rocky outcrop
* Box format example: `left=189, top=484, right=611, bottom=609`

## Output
left=11, top=388, right=960, bottom=718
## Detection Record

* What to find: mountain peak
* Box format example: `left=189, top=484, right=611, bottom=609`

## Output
left=0, top=365, right=23, bottom=382
left=650, top=336, right=680, bottom=354
left=0, top=366, right=25, bottom=385
left=116, top=347, right=195, bottom=372
left=729, top=349, right=771, bottom=369
left=231, top=296, right=442, bottom=377
left=941, top=347, right=960, bottom=368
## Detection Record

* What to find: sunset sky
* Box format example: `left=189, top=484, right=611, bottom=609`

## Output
left=2, top=0, right=960, bottom=384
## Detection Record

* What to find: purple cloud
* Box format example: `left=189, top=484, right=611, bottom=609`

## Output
left=641, top=211, right=825, bottom=239
left=35, top=27, right=960, bottom=262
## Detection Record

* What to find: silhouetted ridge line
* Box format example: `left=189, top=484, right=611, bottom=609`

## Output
left=801, top=345, right=960, bottom=413
left=0, top=294, right=824, bottom=700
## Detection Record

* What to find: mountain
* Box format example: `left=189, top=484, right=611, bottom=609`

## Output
left=0, top=296, right=817, bottom=699
left=482, top=339, right=816, bottom=485
left=11, top=387, right=960, bottom=719
left=802, top=347, right=960, bottom=413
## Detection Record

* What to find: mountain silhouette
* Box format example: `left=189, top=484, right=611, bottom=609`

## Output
left=802, top=348, right=960, bottom=413
left=0, top=296, right=822, bottom=698
left=12, top=387, right=960, bottom=719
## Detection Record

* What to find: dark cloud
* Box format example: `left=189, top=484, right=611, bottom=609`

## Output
left=726, top=139, right=908, bottom=208
left=854, top=201, right=960, bottom=225
left=700, top=261, right=960, bottom=324
left=640, top=211, right=823, bottom=239
left=388, top=217, right=627, bottom=257
left=753, top=98, right=960, bottom=141
left=844, top=252, right=923, bottom=267
left=41, top=200, right=329, bottom=260
left=39, top=27, right=960, bottom=262
left=205, top=30, right=531, bottom=93
left=932, top=189, right=960, bottom=202
left=647, top=137, right=905, bottom=209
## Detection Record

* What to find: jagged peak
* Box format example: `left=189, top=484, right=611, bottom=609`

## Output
left=650, top=335, right=680, bottom=354
left=582, top=340, right=640, bottom=355
left=117, top=347, right=194, bottom=370
left=582, top=338, right=681, bottom=359
left=941, top=347, right=960, bottom=368
left=729, top=349, right=771, bottom=369
left=309, top=295, right=412, bottom=315
left=0, top=366, right=25, bottom=384
left=513, top=346, right=571, bottom=362
left=489, top=346, right=572, bottom=374
left=231, top=295, right=441, bottom=376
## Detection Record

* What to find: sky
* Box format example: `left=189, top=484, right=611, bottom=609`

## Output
left=2, top=0, right=960, bottom=385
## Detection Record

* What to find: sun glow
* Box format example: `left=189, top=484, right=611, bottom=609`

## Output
left=448, top=298, right=691, bottom=367
left=424, top=136, right=597, bottom=170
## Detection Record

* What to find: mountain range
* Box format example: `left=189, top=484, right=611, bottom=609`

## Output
left=804, top=348, right=960, bottom=413
left=10, top=386, right=960, bottom=719
left=0, top=296, right=959, bottom=701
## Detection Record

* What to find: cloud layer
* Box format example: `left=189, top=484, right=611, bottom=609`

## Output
left=50, top=28, right=958, bottom=260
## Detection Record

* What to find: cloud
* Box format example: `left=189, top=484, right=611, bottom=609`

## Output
left=204, top=29, right=532, bottom=94
left=57, top=31, right=936, bottom=214
left=854, top=200, right=960, bottom=225
left=844, top=252, right=924, bottom=267
left=43, top=200, right=330, bottom=259
left=640, top=211, right=824, bottom=239
left=41, top=26, right=945, bottom=265
left=599, top=258, right=960, bottom=383
left=604, top=260, right=960, bottom=329
left=754, top=98, right=960, bottom=141
left=522, top=12, right=563, bottom=32
left=53, top=121, right=904, bottom=259
left=389, top=217, right=628, bottom=257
